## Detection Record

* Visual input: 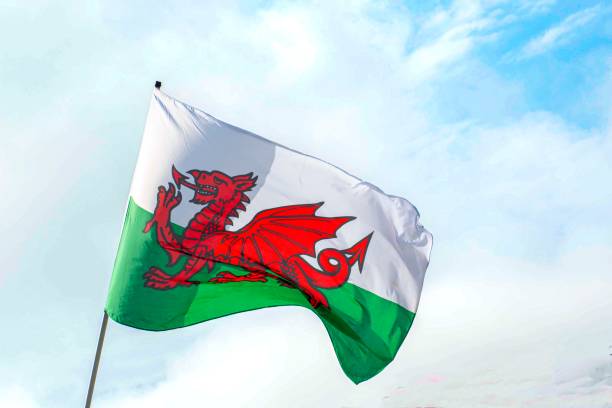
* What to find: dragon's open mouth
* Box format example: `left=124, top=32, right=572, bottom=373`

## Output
left=190, top=184, right=218, bottom=204
left=196, top=185, right=218, bottom=196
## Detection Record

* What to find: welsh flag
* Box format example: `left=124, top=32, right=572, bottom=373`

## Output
left=106, top=88, right=432, bottom=383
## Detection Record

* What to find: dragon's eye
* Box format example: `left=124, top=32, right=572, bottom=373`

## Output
left=214, top=176, right=227, bottom=186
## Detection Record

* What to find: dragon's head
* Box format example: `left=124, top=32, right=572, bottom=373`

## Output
left=172, top=165, right=257, bottom=205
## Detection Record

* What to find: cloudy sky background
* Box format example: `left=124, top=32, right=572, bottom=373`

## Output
left=1, top=0, right=611, bottom=407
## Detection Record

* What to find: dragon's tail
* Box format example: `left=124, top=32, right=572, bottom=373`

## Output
left=343, top=232, right=373, bottom=272
left=288, top=232, right=373, bottom=290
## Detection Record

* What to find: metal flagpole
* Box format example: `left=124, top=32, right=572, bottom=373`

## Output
left=85, top=311, right=109, bottom=407
left=85, top=81, right=161, bottom=407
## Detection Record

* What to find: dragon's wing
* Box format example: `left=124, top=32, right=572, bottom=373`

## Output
left=205, top=203, right=354, bottom=270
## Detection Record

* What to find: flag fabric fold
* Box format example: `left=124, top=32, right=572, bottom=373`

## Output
left=106, top=89, right=432, bottom=383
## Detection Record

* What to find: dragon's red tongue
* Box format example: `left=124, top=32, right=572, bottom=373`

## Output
left=172, top=165, right=196, bottom=190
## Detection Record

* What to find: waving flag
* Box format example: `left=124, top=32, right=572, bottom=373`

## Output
left=106, top=88, right=432, bottom=383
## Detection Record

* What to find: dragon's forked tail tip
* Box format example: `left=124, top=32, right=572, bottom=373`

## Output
left=345, top=232, right=374, bottom=272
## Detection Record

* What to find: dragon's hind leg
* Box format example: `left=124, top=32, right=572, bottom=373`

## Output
left=209, top=271, right=270, bottom=283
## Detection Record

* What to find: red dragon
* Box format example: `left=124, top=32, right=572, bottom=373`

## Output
left=143, top=165, right=372, bottom=308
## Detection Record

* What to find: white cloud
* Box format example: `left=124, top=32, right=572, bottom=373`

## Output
left=518, top=0, right=558, bottom=15
left=256, top=9, right=320, bottom=84
left=402, top=1, right=501, bottom=82
left=0, top=385, right=42, bottom=408
left=516, top=4, right=603, bottom=60
left=98, top=310, right=362, bottom=408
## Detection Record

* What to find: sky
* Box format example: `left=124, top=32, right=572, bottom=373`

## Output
left=1, top=0, right=611, bottom=407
